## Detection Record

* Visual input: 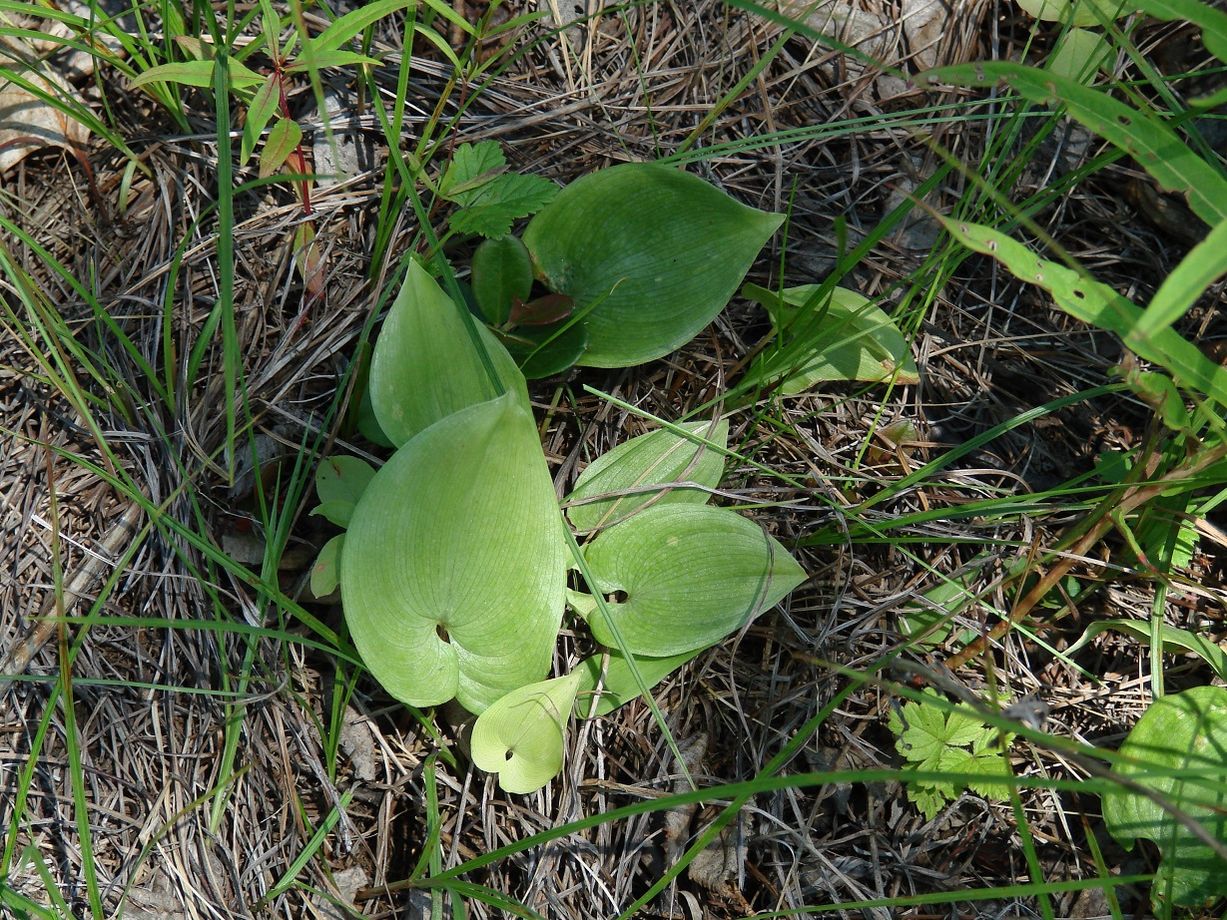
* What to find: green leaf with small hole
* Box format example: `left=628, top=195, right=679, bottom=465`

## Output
left=580, top=504, right=806, bottom=656
left=1102, top=686, right=1227, bottom=915
left=471, top=670, right=582, bottom=794
left=312, top=455, right=377, bottom=527
left=341, top=393, right=567, bottom=713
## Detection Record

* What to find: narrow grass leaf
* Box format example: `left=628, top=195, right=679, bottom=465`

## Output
left=1134, top=216, right=1227, bottom=339
left=1131, top=0, right=1227, bottom=64
left=921, top=62, right=1227, bottom=225
left=940, top=217, right=1227, bottom=408
left=1066, top=620, right=1227, bottom=680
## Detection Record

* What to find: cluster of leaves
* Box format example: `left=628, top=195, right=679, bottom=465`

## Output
left=887, top=690, right=1014, bottom=820
left=312, top=160, right=820, bottom=792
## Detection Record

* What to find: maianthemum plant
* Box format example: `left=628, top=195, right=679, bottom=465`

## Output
left=311, top=159, right=833, bottom=793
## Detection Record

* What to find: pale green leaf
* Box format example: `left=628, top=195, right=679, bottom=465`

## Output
left=582, top=504, right=806, bottom=656
left=259, top=117, right=302, bottom=178
left=341, top=393, right=567, bottom=713
left=565, top=419, right=729, bottom=533
left=1047, top=27, right=1111, bottom=82
left=311, top=455, right=376, bottom=526
left=368, top=260, right=530, bottom=447
left=1013, top=0, right=1134, bottom=24
left=522, top=164, right=783, bottom=367
left=573, top=646, right=707, bottom=718
left=310, top=534, right=343, bottom=598
left=744, top=283, right=919, bottom=391
left=471, top=671, right=581, bottom=794
left=920, top=62, right=1227, bottom=225
left=130, top=60, right=216, bottom=89
left=241, top=73, right=280, bottom=166
left=1102, top=686, right=1227, bottom=913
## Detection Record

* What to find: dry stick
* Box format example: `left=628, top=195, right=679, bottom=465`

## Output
left=945, top=442, right=1227, bottom=672
left=0, top=501, right=143, bottom=704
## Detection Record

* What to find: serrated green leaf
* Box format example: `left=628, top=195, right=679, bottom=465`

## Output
left=943, top=707, right=996, bottom=748
left=523, top=164, right=783, bottom=367
left=241, top=73, right=280, bottom=166
left=449, top=173, right=560, bottom=239
left=573, top=646, right=707, bottom=718
left=565, top=419, right=729, bottom=533
left=581, top=504, right=806, bottom=656
left=743, top=283, right=919, bottom=391
left=1102, top=686, right=1227, bottom=913
left=472, top=235, right=533, bottom=324
left=341, top=393, right=567, bottom=713
left=368, top=260, right=530, bottom=447
left=439, top=141, right=506, bottom=202
left=470, top=671, right=581, bottom=794
left=259, top=117, right=302, bottom=178
left=310, top=534, right=344, bottom=598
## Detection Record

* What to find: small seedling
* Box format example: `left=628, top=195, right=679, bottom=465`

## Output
left=887, top=689, right=1014, bottom=820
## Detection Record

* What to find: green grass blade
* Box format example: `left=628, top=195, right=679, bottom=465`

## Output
left=1135, top=215, right=1227, bottom=339
left=921, top=61, right=1227, bottom=225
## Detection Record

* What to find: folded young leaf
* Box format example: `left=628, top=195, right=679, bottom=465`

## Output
left=341, top=393, right=567, bottom=713
left=565, top=419, right=729, bottom=533
left=582, top=504, right=806, bottom=656
left=523, top=164, right=783, bottom=367
left=471, top=671, right=582, bottom=794
left=368, top=259, right=530, bottom=446
left=744, top=284, right=919, bottom=391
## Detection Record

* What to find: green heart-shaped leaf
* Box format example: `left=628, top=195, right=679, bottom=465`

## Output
left=581, top=504, right=806, bottom=656
left=565, top=419, right=729, bottom=533
left=744, top=284, right=920, bottom=392
left=369, top=260, right=530, bottom=447
left=471, top=670, right=581, bottom=794
left=1013, top=0, right=1134, bottom=24
left=310, top=534, right=344, bottom=599
left=341, top=393, right=567, bottom=713
left=1102, top=685, right=1227, bottom=914
left=497, top=319, right=589, bottom=379
left=522, top=164, right=783, bottom=367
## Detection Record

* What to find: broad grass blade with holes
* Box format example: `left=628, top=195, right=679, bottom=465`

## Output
left=938, top=217, right=1227, bottom=409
